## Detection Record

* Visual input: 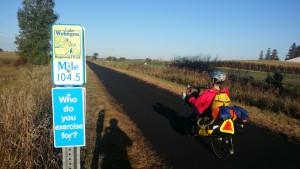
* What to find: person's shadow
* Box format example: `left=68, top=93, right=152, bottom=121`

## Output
left=100, top=119, right=133, bottom=169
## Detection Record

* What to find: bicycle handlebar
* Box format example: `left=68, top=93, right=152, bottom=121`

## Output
left=186, top=84, right=208, bottom=93
left=187, top=84, right=208, bottom=90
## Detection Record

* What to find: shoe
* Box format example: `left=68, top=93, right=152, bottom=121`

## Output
left=229, top=146, right=234, bottom=154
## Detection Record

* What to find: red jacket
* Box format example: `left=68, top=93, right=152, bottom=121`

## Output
left=189, top=87, right=229, bottom=115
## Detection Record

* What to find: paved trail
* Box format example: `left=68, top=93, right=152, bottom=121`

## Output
left=88, top=61, right=300, bottom=169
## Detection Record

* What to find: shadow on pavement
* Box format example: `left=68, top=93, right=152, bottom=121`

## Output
left=91, top=114, right=133, bottom=169
left=152, top=102, right=186, bottom=135
left=152, top=102, right=215, bottom=154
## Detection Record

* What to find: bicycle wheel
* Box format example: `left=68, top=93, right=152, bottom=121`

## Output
left=210, top=133, right=233, bottom=158
left=185, top=114, right=196, bottom=137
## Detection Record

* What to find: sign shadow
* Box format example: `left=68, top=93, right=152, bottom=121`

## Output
left=91, top=110, right=105, bottom=169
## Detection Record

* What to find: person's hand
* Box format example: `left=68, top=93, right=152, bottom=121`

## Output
left=181, top=92, right=190, bottom=104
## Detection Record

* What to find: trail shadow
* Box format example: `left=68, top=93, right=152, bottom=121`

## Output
left=152, top=102, right=186, bottom=135
left=91, top=110, right=105, bottom=169
left=101, top=119, right=133, bottom=169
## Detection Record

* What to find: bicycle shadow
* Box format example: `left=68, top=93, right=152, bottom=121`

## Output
left=152, top=102, right=186, bottom=135
left=152, top=102, right=215, bottom=155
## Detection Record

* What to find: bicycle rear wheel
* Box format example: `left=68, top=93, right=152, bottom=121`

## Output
left=210, top=133, right=233, bottom=158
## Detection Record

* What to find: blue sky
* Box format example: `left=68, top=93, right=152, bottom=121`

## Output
left=0, top=0, right=299, bottom=60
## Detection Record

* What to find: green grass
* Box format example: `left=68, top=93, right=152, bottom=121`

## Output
left=146, top=61, right=170, bottom=67
left=217, top=67, right=300, bottom=88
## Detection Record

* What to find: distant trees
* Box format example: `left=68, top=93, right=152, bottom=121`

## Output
left=285, top=42, right=300, bottom=60
left=119, top=57, right=126, bottom=61
left=0, top=48, right=3, bottom=52
left=15, top=0, right=58, bottom=65
left=92, top=53, right=99, bottom=60
left=105, top=56, right=126, bottom=61
left=271, top=49, right=279, bottom=60
left=259, top=50, right=264, bottom=60
left=106, top=56, right=117, bottom=61
left=259, top=48, right=279, bottom=60
left=265, top=48, right=271, bottom=60
left=145, top=58, right=152, bottom=62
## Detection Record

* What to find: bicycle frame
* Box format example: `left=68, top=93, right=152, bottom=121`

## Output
left=183, top=84, right=241, bottom=158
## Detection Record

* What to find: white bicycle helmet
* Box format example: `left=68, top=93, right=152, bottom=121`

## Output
left=211, top=71, right=226, bottom=83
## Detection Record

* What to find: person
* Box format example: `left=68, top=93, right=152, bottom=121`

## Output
left=183, top=71, right=229, bottom=125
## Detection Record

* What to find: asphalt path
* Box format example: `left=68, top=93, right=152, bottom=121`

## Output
left=88, top=61, right=300, bottom=169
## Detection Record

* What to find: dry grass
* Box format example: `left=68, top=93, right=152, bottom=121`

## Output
left=95, top=61, right=300, bottom=143
left=0, top=52, right=19, bottom=59
left=246, top=105, right=300, bottom=142
left=0, top=65, right=60, bottom=168
left=83, top=66, right=169, bottom=168
left=0, top=52, right=19, bottom=67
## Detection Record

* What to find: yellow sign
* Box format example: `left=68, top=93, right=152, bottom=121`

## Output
left=52, top=25, right=83, bottom=61
left=51, top=24, right=85, bottom=86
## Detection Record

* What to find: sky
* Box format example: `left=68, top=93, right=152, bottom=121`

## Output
left=0, top=0, right=300, bottom=61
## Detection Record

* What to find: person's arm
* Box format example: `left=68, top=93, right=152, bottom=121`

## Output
left=191, top=90, right=209, bottom=114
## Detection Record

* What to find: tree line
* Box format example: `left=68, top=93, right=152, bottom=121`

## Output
left=259, top=42, right=300, bottom=61
left=285, top=42, right=300, bottom=60
left=259, top=48, right=279, bottom=60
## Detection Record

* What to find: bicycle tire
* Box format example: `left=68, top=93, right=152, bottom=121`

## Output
left=210, top=133, right=233, bottom=158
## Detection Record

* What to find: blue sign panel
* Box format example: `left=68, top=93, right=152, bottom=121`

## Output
left=52, top=87, right=85, bottom=147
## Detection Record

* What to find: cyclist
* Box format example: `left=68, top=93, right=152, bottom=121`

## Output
left=183, top=71, right=229, bottom=125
